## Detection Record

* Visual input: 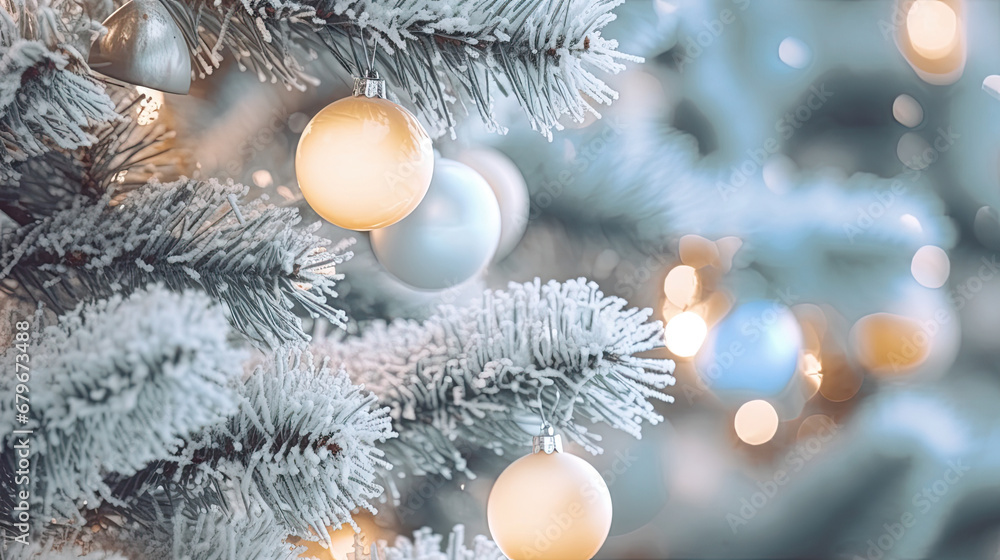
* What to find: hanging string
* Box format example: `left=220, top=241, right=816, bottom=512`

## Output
left=360, top=26, right=379, bottom=76
left=536, top=384, right=561, bottom=430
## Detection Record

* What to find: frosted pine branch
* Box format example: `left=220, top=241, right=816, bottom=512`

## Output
left=0, top=178, right=352, bottom=348
left=170, top=350, right=396, bottom=547
left=158, top=0, right=640, bottom=137
left=347, top=525, right=503, bottom=560
left=168, top=495, right=308, bottom=560
left=5, top=92, right=184, bottom=225
left=0, top=287, right=242, bottom=535
left=0, top=0, right=118, bottom=183
left=316, top=278, right=675, bottom=479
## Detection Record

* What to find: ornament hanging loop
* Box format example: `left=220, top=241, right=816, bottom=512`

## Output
left=532, top=385, right=563, bottom=454
left=350, top=26, right=385, bottom=98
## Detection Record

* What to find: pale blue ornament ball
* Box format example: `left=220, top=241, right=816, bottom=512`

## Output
left=371, top=158, right=502, bottom=290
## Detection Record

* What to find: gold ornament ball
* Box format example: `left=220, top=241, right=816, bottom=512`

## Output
left=295, top=96, right=434, bottom=231
left=487, top=451, right=613, bottom=560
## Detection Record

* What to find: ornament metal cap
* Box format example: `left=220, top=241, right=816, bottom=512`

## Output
left=532, top=423, right=563, bottom=454
left=353, top=70, right=386, bottom=99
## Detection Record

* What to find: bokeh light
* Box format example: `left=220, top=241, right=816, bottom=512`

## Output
left=796, top=414, right=837, bottom=442
left=778, top=37, right=811, bottom=69
left=663, top=265, right=700, bottom=308
left=296, top=514, right=382, bottom=560
left=910, top=245, right=950, bottom=288
left=892, top=94, right=923, bottom=128
left=664, top=311, right=708, bottom=358
left=850, top=312, right=930, bottom=375
left=678, top=234, right=720, bottom=268
left=252, top=169, right=274, bottom=189
left=897, top=132, right=933, bottom=170
left=899, top=213, right=923, bottom=234
left=763, top=154, right=797, bottom=194
left=984, top=75, right=1000, bottom=101
left=906, top=0, right=959, bottom=60
left=818, top=352, right=864, bottom=402
left=734, top=400, right=779, bottom=445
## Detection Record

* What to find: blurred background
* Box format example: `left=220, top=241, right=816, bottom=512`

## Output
left=142, top=0, right=1000, bottom=558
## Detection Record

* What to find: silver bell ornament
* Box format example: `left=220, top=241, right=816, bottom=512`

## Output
left=89, top=0, right=191, bottom=94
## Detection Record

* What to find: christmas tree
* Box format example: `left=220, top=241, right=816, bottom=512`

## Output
left=1, top=0, right=674, bottom=557
left=4, top=0, right=1000, bottom=558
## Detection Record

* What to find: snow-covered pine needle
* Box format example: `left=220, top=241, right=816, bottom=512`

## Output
left=158, top=0, right=641, bottom=137
left=0, top=178, right=353, bottom=348
left=0, top=0, right=118, bottom=183
left=316, top=278, right=675, bottom=479
left=0, top=287, right=243, bottom=531
left=174, top=350, right=396, bottom=544
left=349, top=525, right=503, bottom=560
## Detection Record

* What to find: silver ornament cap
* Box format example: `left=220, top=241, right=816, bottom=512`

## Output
left=353, top=70, right=386, bottom=99
left=89, top=0, right=191, bottom=95
left=532, top=424, right=563, bottom=455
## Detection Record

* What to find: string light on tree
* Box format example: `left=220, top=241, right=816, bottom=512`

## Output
left=664, top=311, right=708, bottom=358
left=893, top=0, right=966, bottom=85
left=488, top=389, right=613, bottom=560
left=295, top=68, right=434, bottom=231
left=906, top=0, right=958, bottom=59
left=663, top=265, right=700, bottom=308
left=734, top=400, right=780, bottom=445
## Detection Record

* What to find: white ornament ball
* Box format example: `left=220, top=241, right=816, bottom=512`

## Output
left=456, top=148, right=530, bottom=261
left=371, top=158, right=501, bottom=290
left=295, top=96, right=434, bottom=231
left=487, top=451, right=613, bottom=560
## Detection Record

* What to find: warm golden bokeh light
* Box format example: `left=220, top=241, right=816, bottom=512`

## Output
left=678, top=234, right=720, bottom=268
left=906, top=0, right=958, bottom=59
left=714, top=236, right=743, bottom=273
left=801, top=352, right=822, bottom=376
left=797, top=414, right=837, bottom=442
left=850, top=312, right=930, bottom=375
left=663, top=265, right=700, bottom=308
left=135, top=86, right=164, bottom=125
left=734, top=400, right=780, bottom=445
left=664, top=311, right=708, bottom=358
left=818, top=353, right=864, bottom=402
left=296, top=514, right=381, bottom=560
